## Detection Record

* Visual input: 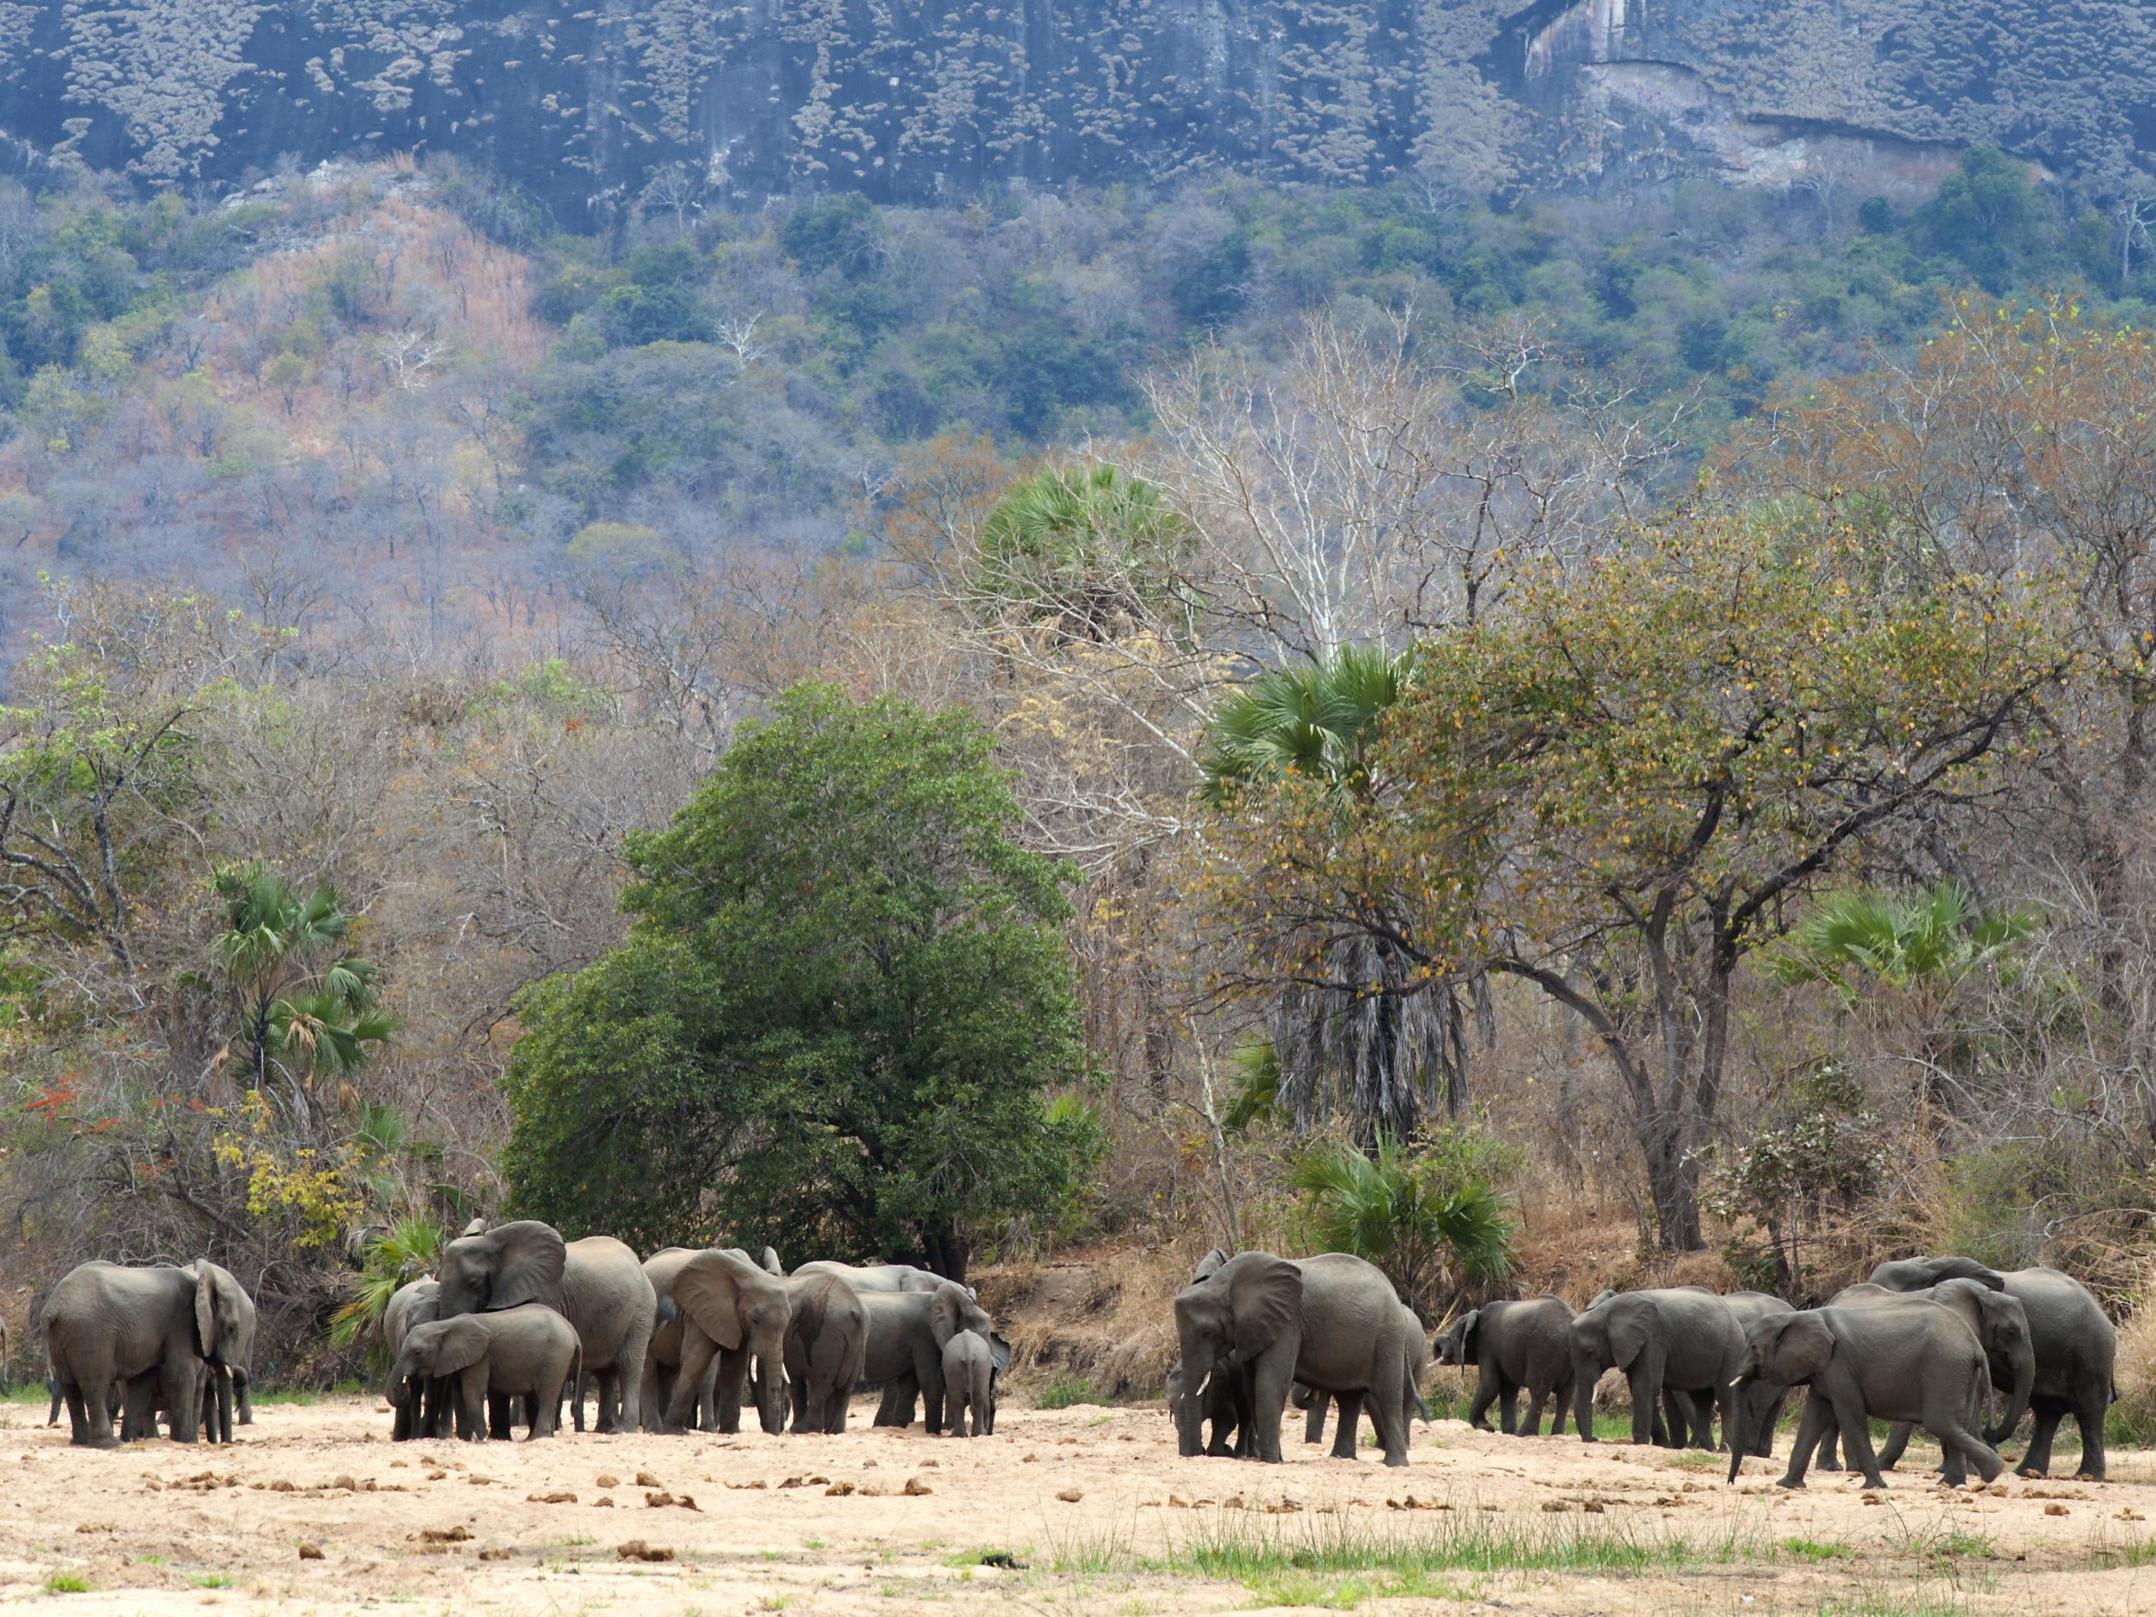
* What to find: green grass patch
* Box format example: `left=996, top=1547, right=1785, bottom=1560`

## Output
left=1178, top=1510, right=1754, bottom=1579
left=1781, top=1537, right=1856, bottom=1561
left=942, top=1548, right=1028, bottom=1570
left=186, top=1572, right=235, bottom=1589
left=41, top=1572, right=92, bottom=1595
left=1034, top=1373, right=1098, bottom=1410
left=1241, top=1569, right=1470, bottom=1609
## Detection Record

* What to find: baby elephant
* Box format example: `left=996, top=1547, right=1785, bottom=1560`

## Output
left=941, top=1329, right=998, bottom=1437
left=388, top=1305, right=582, bottom=1441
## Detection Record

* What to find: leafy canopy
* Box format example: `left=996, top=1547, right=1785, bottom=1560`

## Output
left=500, top=683, right=1099, bottom=1267
left=1292, top=1129, right=1516, bottom=1320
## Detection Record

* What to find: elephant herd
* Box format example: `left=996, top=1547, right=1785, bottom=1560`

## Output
left=1425, top=1254, right=2116, bottom=1487
left=371, top=1222, right=1011, bottom=1444
left=41, top=1220, right=1011, bottom=1450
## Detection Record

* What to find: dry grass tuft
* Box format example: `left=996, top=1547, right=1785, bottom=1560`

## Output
left=976, top=1242, right=1196, bottom=1403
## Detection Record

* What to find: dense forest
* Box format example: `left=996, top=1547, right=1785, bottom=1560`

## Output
left=3, top=53, right=2156, bottom=1420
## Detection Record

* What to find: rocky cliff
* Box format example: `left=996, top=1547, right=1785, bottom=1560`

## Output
left=2, top=0, right=2148, bottom=215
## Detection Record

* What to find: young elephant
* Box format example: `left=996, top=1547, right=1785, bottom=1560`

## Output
left=387, top=1305, right=582, bottom=1441
left=1569, top=1288, right=1744, bottom=1450
left=1436, top=1296, right=1574, bottom=1437
left=1165, top=1357, right=1252, bottom=1456
left=1727, top=1304, right=2004, bottom=1490
left=941, top=1329, right=997, bottom=1437
left=1305, top=1300, right=1432, bottom=1456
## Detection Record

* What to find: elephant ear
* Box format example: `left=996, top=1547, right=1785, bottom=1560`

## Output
left=929, top=1284, right=968, bottom=1349
left=1461, top=1309, right=1483, bottom=1362
left=1227, top=1257, right=1302, bottom=1358
left=411, top=1280, right=442, bottom=1327
left=675, top=1251, right=748, bottom=1350
left=485, top=1221, right=568, bottom=1309
left=989, top=1331, right=1013, bottom=1374
left=1605, top=1298, right=1654, bottom=1369
left=428, top=1318, right=492, bottom=1376
left=761, top=1247, right=784, bottom=1277
left=1193, top=1247, right=1231, bottom=1281
left=1774, top=1312, right=1837, bottom=1382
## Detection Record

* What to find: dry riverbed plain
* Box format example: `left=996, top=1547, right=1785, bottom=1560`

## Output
left=0, top=1395, right=2152, bottom=1616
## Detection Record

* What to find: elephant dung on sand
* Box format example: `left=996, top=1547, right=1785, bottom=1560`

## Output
left=434, top=1219, right=656, bottom=1433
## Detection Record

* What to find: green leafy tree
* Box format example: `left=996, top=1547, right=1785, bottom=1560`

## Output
left=328, top=1214, right=446, bottom=1356
left=1211, top=515, right=2071, bottom=1250
left=1291, top=1128, right=1517, bottom=1321
left=500, top=684, right=1099, bottom=1276
left=972, top=462, right=1192, bottom=641
left=213, top=861, right=391, bottom=1136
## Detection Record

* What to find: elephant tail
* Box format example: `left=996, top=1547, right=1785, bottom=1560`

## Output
left=569, top=1341, right=585, bottom=1434
left=1412, top=1387, right=1432, bottom=1424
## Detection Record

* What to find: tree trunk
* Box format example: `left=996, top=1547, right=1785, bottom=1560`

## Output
left=1639, top=1109, right=1703, bottom=1252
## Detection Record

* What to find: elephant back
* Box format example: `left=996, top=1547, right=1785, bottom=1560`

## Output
left=560, top=1235, right=658, bottom=1366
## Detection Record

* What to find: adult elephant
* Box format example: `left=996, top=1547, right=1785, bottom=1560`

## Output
left=1435, top=1296, right=1574, bottom=1437
left=642, top=1248, right=724, bottom=1432
left=1866, top=1255, right=2109, bottom=1478
left=1818, top=1280, right=2034, bottom=1475
left=45, top=1259, right=252, bottom=1448
left=783, top=1269, right=868, bottom=1433
left=188, top=1262, right=257, bottom=1445
left=1719, top=1290, right=1794, bottom=1457
left=1171, top=1252, right=1417, bottom=1467
left=434, top=1220, right=657, bottom=1433
left=644, top=1248, right=789, bottom=1434
left=794, top=1260, right=962, bottom=1296
left=1569, top=1288, right=1743, bottom=1449
left=1728, top=1303, right=2004, bottom=1489
left=861, top=1282, right=998, bottom=1434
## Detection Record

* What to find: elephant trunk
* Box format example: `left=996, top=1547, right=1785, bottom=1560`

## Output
left=1725, top=1380, right=1761, bottom=1485
left=1987, top=1350, right=2033, bottom=1448
left=1570, top=1355, right=1598, bottom=1442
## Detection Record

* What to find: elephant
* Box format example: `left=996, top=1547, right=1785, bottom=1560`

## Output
left=1435, top=1296, right=1574, bottom=1437
left=861, top=1282, right=999, bottom=1434
left=793, top=1260, right=955, bottom=1296
left=387, top=1305, right=583, bottom=1440
left=941, top=1329, right=997, bottom=1437
left=1867, top=1254, right=2115, bottom=1480
left=385, top=1279, right=451, bottom=1440
left=45, top=1259, right=252, bottom=1448
left=1817, top=1280, right=2034, bottom=1475
left=186, top=1262, right=257, bottom=1445
left=434, top=1220, right=657, bottom=1433
left=1727, top=1303, right=2004, bottom=1490
left=783, top=1269, right=868, bottom=1434
left=1569, top=1288, right=1744, bottom=1449
left=1719, top=1290, right=1794, bottom=1456
left=1166, top=1357, right=1252, bottom=1456
left=647, top=1248, right=790, bottom=1435
left=1304, top=1301, right=1432, bottom=1455
left=642, top=1248, right=727, bottom=1432
left=1171, top=1251, right=1418, bottom=1467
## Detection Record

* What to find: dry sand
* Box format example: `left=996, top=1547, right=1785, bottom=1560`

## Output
left=2, top=1395, right=2153, bottom=1615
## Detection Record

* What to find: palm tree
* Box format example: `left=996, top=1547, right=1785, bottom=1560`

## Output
left=1769, top=880, right=2039, bottom=1112
left=1292, top=1132, right=1515, bottom=1321
left=1202, top=645, right=1472, bottom=1142
left=329, top=1214, right=445, bottom=1358
left=973, top=463, right=1192, bottom=642
left=214, top=861, right=392, bottom=1136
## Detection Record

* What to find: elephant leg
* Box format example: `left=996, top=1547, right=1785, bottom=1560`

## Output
left=456, top=1372, right=487, bottom=1442
left=2018, top=1404, right=2064, bottom=1478
left=1328, top=1392, right=1363, bottom=1459
left=1826, top=1382, right=1885, bottom=1489
left=1469, top=1363, right=1500, bottom=1431
left=1778, top=1395, right=1831, bottom=1489
left=616, top=1316, right=653, bottom=1434
left=1303, top=1390, right=1328, bottom=1446
left=392, top=1384, right=416, bottom=1441
left=873, top=1378, right=915, bottom=1427
left=1751, top=1389, right=1784, bottom=1458
left=1366, top=1345, right=1412, bottom=1469
left=701, top=1355, right=726, bottom=1433
left=487, top=1390, right=514, bottom=1441
left=1876, top=1420, right=1914, bottom=1471
left=235, top=1369, right=253, bottom=1427
left=1520, top=1388, right=1545, bottom=1438
left=712, top=1347, right=750, bottom=1434
left=159, top=1354, right=198, bottom=1443
left=1247, top=1337, right=1299, bottom=1463
left=1499, top=1383, right=1519, bottom=1436
left=2071, top=1384, right=2109, bottom=1481
left=210, top=1366, right=235, bottom=1445
left=1549, top=1375, right=1572, bottom=1437
left=1934, top=1414, right=2002, bottom=1486
left=73, top=1378, right=116, bottom=1449
left=1626, top=1355, right=1663, bottom=1446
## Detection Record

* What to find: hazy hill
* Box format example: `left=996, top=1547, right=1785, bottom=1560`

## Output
left=3, top=1, right=2151, bottom=218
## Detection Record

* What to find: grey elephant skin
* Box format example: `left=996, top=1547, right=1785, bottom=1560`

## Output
left=1166, top=1356, right=1252, bottom=1456
left=794, top=1260, right=959, bottom=1296
left=861, top=1282, right=999, bottom=1434
left=941, top=1329, right=997, bottom=1436
left=388, top=1305, right=583, bottom=1440
left=1818, top=1279, right=2035, bottom=1475
left=385, top=1278, right=451, bottom=1440
left=647, top=1248, right=790, bottom=1434
left=1867, top=1254, right=2115, bottom=1480
left=1728, top=1302, right=2003, bottom=1489
left=435, top=1220, right=657, bottom=1433
left=1306, top=1300, right=1432, bottom=1455
left=1172, top=1251, right=1419, bottom=1467
left=1437, top=1297, right=1574, bottom=1437
left=784, top=1269, right=868, bottom=1433
left=45, top=1259, right=252, bottom=1447
left=1570, top=1288, right=1744, bottom=1449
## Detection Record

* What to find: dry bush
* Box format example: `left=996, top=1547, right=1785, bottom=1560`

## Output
left=975, top=1242, right=1201, bottom=1404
